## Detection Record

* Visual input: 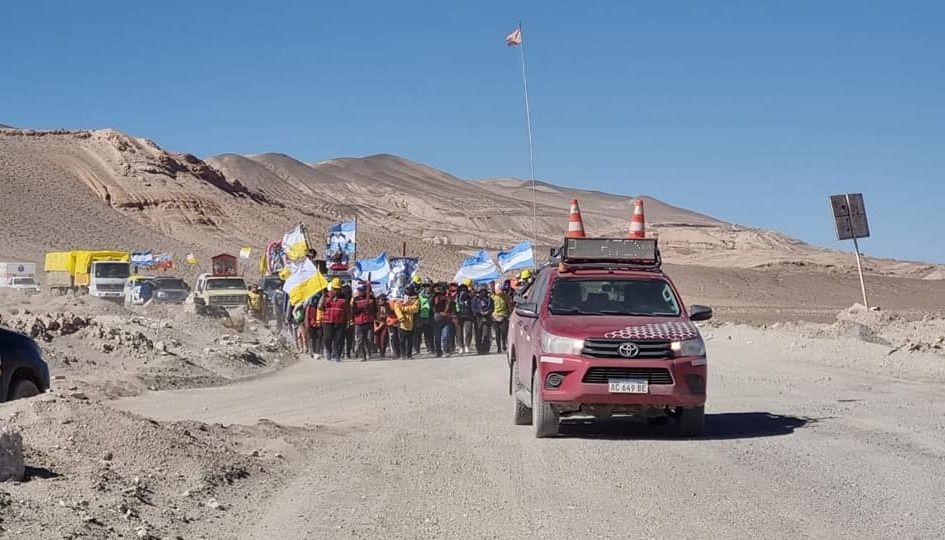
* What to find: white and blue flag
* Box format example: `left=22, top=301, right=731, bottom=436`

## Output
left=496, top=241, right=534, bottom=273
left=453, top=249, right=501, bottom=285
left=131, top=251, right=154, bottom=268
left=354, top=252, right=391, bottom=295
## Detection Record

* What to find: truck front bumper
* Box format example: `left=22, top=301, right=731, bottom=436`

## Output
left=536, top=354, right=707, bottom=410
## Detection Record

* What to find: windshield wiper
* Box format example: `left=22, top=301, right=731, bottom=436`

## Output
left=549, top=307, right=588, bottom=315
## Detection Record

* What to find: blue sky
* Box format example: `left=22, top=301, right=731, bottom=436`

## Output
left=2, top=1, right=943, bottom=262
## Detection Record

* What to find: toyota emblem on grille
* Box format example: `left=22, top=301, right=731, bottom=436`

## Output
left=618, top=342, right=640, bottom=358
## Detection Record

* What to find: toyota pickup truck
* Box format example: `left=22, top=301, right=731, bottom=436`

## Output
left=508, top=238, right=713, bottom=438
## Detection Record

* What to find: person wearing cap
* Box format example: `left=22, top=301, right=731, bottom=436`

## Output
left=492, top=284, right=511, bottom=353
left=472, top=285, right=494, bottom=354
left=393, top=287, right=420, bottom=359
left=455, top=282, right=474, bottom=354
left=350, top=282, right=376, bottom=362
left=318, top=277, right=349, bottom=362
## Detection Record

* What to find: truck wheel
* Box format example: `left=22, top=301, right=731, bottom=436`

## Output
left=532, top=369, right=558, bottom=438
left=8, top=379, right=40, bottom=401
left=678, top=406, right=705, bottom=437
left=511, top=361, right=532, bottom=425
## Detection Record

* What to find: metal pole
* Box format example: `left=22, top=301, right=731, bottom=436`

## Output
left=851, top=236, right=869, bottom=309
left=517, top=21, right=538, bottom=244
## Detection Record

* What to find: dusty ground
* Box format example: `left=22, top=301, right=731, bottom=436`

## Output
left=104, top=316, right=945, bottom=539
left=0, top=290, right=292, bottom=401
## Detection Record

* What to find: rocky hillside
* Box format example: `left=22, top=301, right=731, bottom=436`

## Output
left=1, top=127, right=942, bottom=279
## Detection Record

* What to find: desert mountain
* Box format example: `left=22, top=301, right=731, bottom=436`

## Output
left=1, top=127, right=941, bottom=280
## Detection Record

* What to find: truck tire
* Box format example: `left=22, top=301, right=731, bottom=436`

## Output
left=678, top=406, right=705, bottom=437
left=8, top=379, right=40, bottom=401
left=532, top=369, right=558, bottom=438
left=511, top=361, right=531, bottom=425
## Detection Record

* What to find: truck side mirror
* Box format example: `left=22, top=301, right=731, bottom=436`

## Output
left=515, top=303, right=539, bottom=319
left=689, top=305, right=713, bottom=322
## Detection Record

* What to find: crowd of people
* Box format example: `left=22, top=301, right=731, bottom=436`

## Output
left=252, top=270, right=534, bottom=362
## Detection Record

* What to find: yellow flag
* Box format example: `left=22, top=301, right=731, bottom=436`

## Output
left=283, top=258, right=328, bottom=305
left=185, top=253, right=198, bottom=265
left=282, top=225, right=308, bottom=262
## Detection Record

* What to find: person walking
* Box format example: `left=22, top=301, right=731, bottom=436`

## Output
left=305, top=294, right=323, bottom=359
left=454, top=282, right=474, bottom=354
left=386, top=295, right=402, bottom=359
left=472, top=285, right=494, bottom=354
left=394, top=287, right=420, bottom=359
left=492, top=284, right=511, bottom=353
left=432, top=284, right=454, bottom=357
left=374, top=295, right=391, bottom=358
left=350, top=283, right=376, bottom=362
left=417, top=278, right=435, bottom=354
left=293, top=304, right=309, bottom=354
left=318, top=278, right=349, bottom=362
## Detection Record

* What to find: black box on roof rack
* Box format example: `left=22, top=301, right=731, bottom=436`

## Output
left=562, top=238, right=658, bottom=261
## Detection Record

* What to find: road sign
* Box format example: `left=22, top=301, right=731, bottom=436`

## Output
left=830, top=193, right=870, bottom=240
left=829, top=193, right=871, bottom=308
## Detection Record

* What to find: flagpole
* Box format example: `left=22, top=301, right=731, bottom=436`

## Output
left=517, top=20, right=538, bottom=244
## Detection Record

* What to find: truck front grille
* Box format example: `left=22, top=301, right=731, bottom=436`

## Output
left=582, top=367, right=673, bottom=385
left=582, top=339, right=672, bottom=359
left=209, top=295, right=246, bottom=306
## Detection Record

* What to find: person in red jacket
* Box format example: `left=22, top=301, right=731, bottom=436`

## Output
left=350, top=282, right=376, bottom=362
left=318, top=278, right=350, bottom=362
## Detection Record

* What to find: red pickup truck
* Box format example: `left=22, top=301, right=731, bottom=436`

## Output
left=508, top=238, right=712, bottom=438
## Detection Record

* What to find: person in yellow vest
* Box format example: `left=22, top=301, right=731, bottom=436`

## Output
left=393, top=287, right=421, bottom=359
left=492, top=284, right=511, bottom=353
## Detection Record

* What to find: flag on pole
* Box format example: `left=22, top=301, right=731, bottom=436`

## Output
left=506, top=27, right=522, bottom=46
left=453, top=250, right=501, bottom=285
left=282, top=258, right=329, bottom=306
left=185, top=253, right=198, bottom=266
left=282, top=224, right=308, bottom=262
left=497, top=241, right=534, bottom=273
left=354, top=252, right=392, bottom=295
left=239, top=246, right=252, bottom=259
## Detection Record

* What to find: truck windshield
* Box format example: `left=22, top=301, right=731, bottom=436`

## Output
left=548, top=278, right=681, bottom=316
left=95, top=263, right=130, bottom=279
left=207, top=279, right=247, bottom=290
left=154, top=279, right=188, bottom=290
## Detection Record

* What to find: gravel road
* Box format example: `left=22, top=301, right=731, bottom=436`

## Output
left=115, top=326, right=945, bottom=539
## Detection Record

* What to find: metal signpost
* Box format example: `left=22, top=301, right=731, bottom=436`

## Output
left=829, top=193, right=871, bottom=309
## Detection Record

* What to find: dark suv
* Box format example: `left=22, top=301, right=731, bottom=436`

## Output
left=0, top=328, right=51, bottom=401
left=508, top=238, right=712, bottom=438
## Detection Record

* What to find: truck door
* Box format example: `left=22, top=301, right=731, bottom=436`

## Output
left=514, top=270, right=550, bottom=390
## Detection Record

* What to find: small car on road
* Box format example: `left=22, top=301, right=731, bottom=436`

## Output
left=508, top=238, right=713, bottom=438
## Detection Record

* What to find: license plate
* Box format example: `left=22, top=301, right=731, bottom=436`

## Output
left=608, top=378, right=649, bottom=394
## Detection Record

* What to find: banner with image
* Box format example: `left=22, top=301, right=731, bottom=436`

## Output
left=326, top=220, right=357, bottom=270
left=387, top=257, right=419, bottom=299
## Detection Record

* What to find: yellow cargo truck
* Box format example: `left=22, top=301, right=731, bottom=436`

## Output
left=45, top=250, right=131, bottom=300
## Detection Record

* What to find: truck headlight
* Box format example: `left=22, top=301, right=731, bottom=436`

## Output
left=671, top=337, right=706, bottom=357
left=541, top=333, right=584, bottom=355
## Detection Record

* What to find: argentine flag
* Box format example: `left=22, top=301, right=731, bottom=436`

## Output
left=453, top=249, right=501, bottom=285
left=354, top=252, right=392, bottom=295
left=497, top=241, right=534, bottom=273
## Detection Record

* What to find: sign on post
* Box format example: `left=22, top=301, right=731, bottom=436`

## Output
left=829, top=193, right=870, bottom=308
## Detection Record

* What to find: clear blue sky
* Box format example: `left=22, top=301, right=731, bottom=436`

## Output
left=2, top=1, right=943, bottom=262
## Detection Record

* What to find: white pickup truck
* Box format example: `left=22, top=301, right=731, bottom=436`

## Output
left=0, top=262, right=40, bottom=293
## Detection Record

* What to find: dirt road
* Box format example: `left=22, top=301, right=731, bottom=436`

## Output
left=115, top=327, right=945, bottom=539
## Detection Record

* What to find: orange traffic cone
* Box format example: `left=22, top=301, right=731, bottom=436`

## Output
left=566, top=199, right=586, bottom=238
left=628, top=199, right=645, bottom=239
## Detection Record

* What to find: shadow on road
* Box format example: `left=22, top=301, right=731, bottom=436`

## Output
left=558, top=412, right=816, bottom=440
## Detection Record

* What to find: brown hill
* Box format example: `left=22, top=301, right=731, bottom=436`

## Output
left=2, top=126, right=943, bottom=285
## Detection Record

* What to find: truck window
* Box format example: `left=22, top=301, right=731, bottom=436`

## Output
left=12, top=277, right=36, bottom=286
left=95, top=262, right=130, bottom=279
left=206, top=279, right=247, bottom=290
left=548, top=278, right=681, bottom=317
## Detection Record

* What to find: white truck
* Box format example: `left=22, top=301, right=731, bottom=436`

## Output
left=44, top=251, right=131, bottom=300
left=0, top=262, right=40, bottom=293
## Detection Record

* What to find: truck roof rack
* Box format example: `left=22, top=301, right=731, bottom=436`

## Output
left=550, top=238, right=662, bottom=272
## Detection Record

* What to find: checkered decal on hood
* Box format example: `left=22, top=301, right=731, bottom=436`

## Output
left=603, top=321, right=700, bottom=341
